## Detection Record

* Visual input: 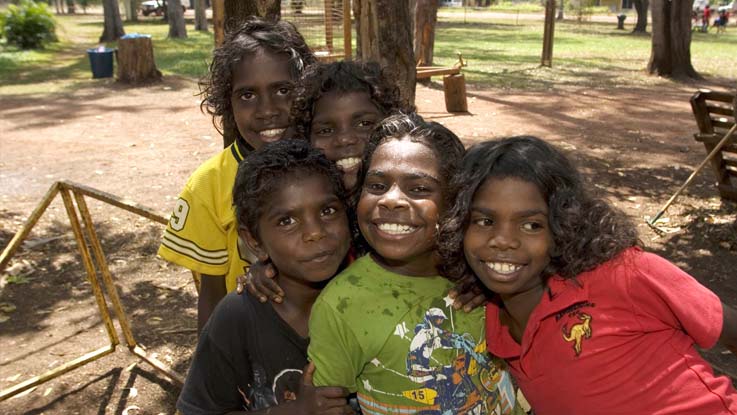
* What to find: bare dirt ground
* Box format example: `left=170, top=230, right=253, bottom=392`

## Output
left=1, top=74, right=735, bottom=414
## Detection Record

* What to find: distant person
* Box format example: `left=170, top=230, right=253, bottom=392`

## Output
left=703, top=4, right=712, bottom=31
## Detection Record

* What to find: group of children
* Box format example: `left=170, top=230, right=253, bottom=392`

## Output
left=159, top=17, right=737, bottom=415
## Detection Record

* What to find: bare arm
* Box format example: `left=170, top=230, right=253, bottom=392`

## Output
left=198, top=273, right=227, bottom=335
left=719, top=302, right=737, bottom=356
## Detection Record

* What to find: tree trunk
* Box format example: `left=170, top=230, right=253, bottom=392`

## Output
left=541, top=0, right=556, bottom=67
left=117, top=36, right=162, bottom=83
left=168, top=0, right=188, bottom=38
left=632, top=0, right=648, bottom=33
left=224, top=0, right=280, bottom=32
left=195, top=0, right=208, bottom=31
left=100, top=0, right=125, bottom=42
left=355, top=0, right=416, bottom=109
left=414, top=0, right=439, bottom=66
left=353, top=0, right=362, bottom=55
left=556, top=0, right=564, bottom=20
left=648, top=0, right=699, bottom=79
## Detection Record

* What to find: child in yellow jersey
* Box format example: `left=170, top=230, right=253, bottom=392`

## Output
left=158, top=18, right=315, bottom=333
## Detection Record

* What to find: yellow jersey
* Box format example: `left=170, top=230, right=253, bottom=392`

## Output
left=158, top=138, right=255, bottom=292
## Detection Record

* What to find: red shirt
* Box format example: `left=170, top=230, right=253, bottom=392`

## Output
left=486, top=247, right=737, bottom=415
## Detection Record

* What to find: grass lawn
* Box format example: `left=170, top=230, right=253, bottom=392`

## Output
left=433, top=14, right=737, bottom=89
left=1, top=11, right=735, bottom=96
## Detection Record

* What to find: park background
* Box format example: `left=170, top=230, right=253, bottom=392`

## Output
left=1, top=0, right=736, bottom=413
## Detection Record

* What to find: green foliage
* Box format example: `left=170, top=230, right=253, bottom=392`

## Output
left=0, top=0, right=58, bottom=49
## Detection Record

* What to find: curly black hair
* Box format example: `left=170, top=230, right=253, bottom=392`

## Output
left=351, top=112, right=466, bottom=255
left=438, top=136, right=640, bottom=282
left=290, top=60, right=407, bottom=141
left=233, top=139, right=346, bottom=239
left=199, top=18, right=316, bottom=141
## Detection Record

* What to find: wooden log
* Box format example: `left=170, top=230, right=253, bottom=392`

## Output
left=443, top=73, right=468, bottom=113
left=116, top=36, right=162, bottom=83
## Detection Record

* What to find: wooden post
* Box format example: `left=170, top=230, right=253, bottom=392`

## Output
left=325, top=0, right=335, bottom=54
left=443, top=73, right=468, bottom=113
left=213, top=0, right=225, bottom=46
left=343, top=0, right=352, bottom=60
left=117, top=36, right=162, bottom=83
left=541, top=0, right=556, bottom=67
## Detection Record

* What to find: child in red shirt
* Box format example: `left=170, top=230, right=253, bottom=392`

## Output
left=439, top=136, right=737, bottom=415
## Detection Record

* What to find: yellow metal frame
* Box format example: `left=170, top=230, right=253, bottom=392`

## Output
left=0, top=180, right=184, bottom=402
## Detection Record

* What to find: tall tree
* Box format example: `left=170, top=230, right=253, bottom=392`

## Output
left=225, top=0, right=280, bottom=30
left=632, top=0, right=648, bottom=33
left=168, top=0, right=187, bottom=38
left=556, top=0, right=565, bottom=20
left=100, top=0, right=125, bottom=42
left=195, top=0, right=208, bottom=31
left=648, top=0, right=699, bottom=79
left=354, top=0, right=415, bottom=108
left=122, top=0, right=139, bottom=21
left=414, top=0, right=439, bottom=67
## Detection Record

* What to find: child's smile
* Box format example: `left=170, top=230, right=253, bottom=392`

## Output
left=310, top=91, right=382, bottom=190
left=357, top=140, right=443, bottom=276
left=230, top=50, right=294, bottom=149
left=463, top=177, right=554, bottom=299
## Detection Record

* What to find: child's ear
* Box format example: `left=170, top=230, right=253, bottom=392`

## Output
left=239, top=227, right=269, bottom=262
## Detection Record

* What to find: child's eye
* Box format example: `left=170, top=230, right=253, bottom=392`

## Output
left=240, top=92, right=255, bottom=101
left=411, top=185, right=431, bottom=193
left=473, top=218, right=494, bottom=227
left=276, top=86, right=292, bottom=96
left=367, top=182, right=386, bottom=192
left=315, top=127, right=334, bottom=136
left=277, top=216, right=296, bottom=226
left=321, top=206, right=338, bottom=216
left=522, top=222, right=544, bottom=232
left=357, top=119, right=376, bottom=128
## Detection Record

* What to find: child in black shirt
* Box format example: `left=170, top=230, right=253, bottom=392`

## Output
left=177, top=139, right=355, bottom=415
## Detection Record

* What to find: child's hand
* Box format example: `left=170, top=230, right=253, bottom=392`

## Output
left=235, top=261, right=284, bottom=303
left=448, top=274, right=489, bottom=312
left=293, top=362, right=356, bottom=415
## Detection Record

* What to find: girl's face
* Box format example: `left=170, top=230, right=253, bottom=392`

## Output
left=357, top=139, right=443, bottom=276
left=463, top=177, right=554, bottom=300
left=230, top=50, right=294, bottom=149
left=310, top=91, right=383, bottom=191
left=242, top=174, right=351, bottom=285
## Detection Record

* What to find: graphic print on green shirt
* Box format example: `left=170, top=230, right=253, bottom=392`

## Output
left=308, top=255, right=520, bottom=415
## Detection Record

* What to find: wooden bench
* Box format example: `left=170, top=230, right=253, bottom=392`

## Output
left=690, top=89, right=737, bottom=201
left=416, top=54, right=468, bottom=113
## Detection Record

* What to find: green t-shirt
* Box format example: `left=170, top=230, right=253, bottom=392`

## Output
left=308, top=254, right=521, bottom=415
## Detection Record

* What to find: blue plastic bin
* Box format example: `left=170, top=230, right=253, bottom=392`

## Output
left=87, top=47, right=115, bottom=79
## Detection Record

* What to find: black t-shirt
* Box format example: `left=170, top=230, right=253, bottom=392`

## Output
left=177, top=291, right=309, bottom=415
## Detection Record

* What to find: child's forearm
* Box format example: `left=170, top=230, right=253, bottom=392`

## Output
left=719, top=302, right=737, bottom=356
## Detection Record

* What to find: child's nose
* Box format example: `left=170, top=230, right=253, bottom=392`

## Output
left=489, top=227, right=520, bottom=250
left=302, top=217, right=327, bottom=242
left=378, top=184, right=409, bottom=210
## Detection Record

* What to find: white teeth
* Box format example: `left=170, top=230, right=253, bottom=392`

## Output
left=484, top=262, right=522, bottom=275
left=260, top=128, right=285, bottom=138
left=336, top=157, right=361, bottom=170
left=377, top=223, right=416, bottom=235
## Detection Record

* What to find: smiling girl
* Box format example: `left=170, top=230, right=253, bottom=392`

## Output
left=307, top=113, right=522, bottom=415
left=440, top=136, right=737, bottom=415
